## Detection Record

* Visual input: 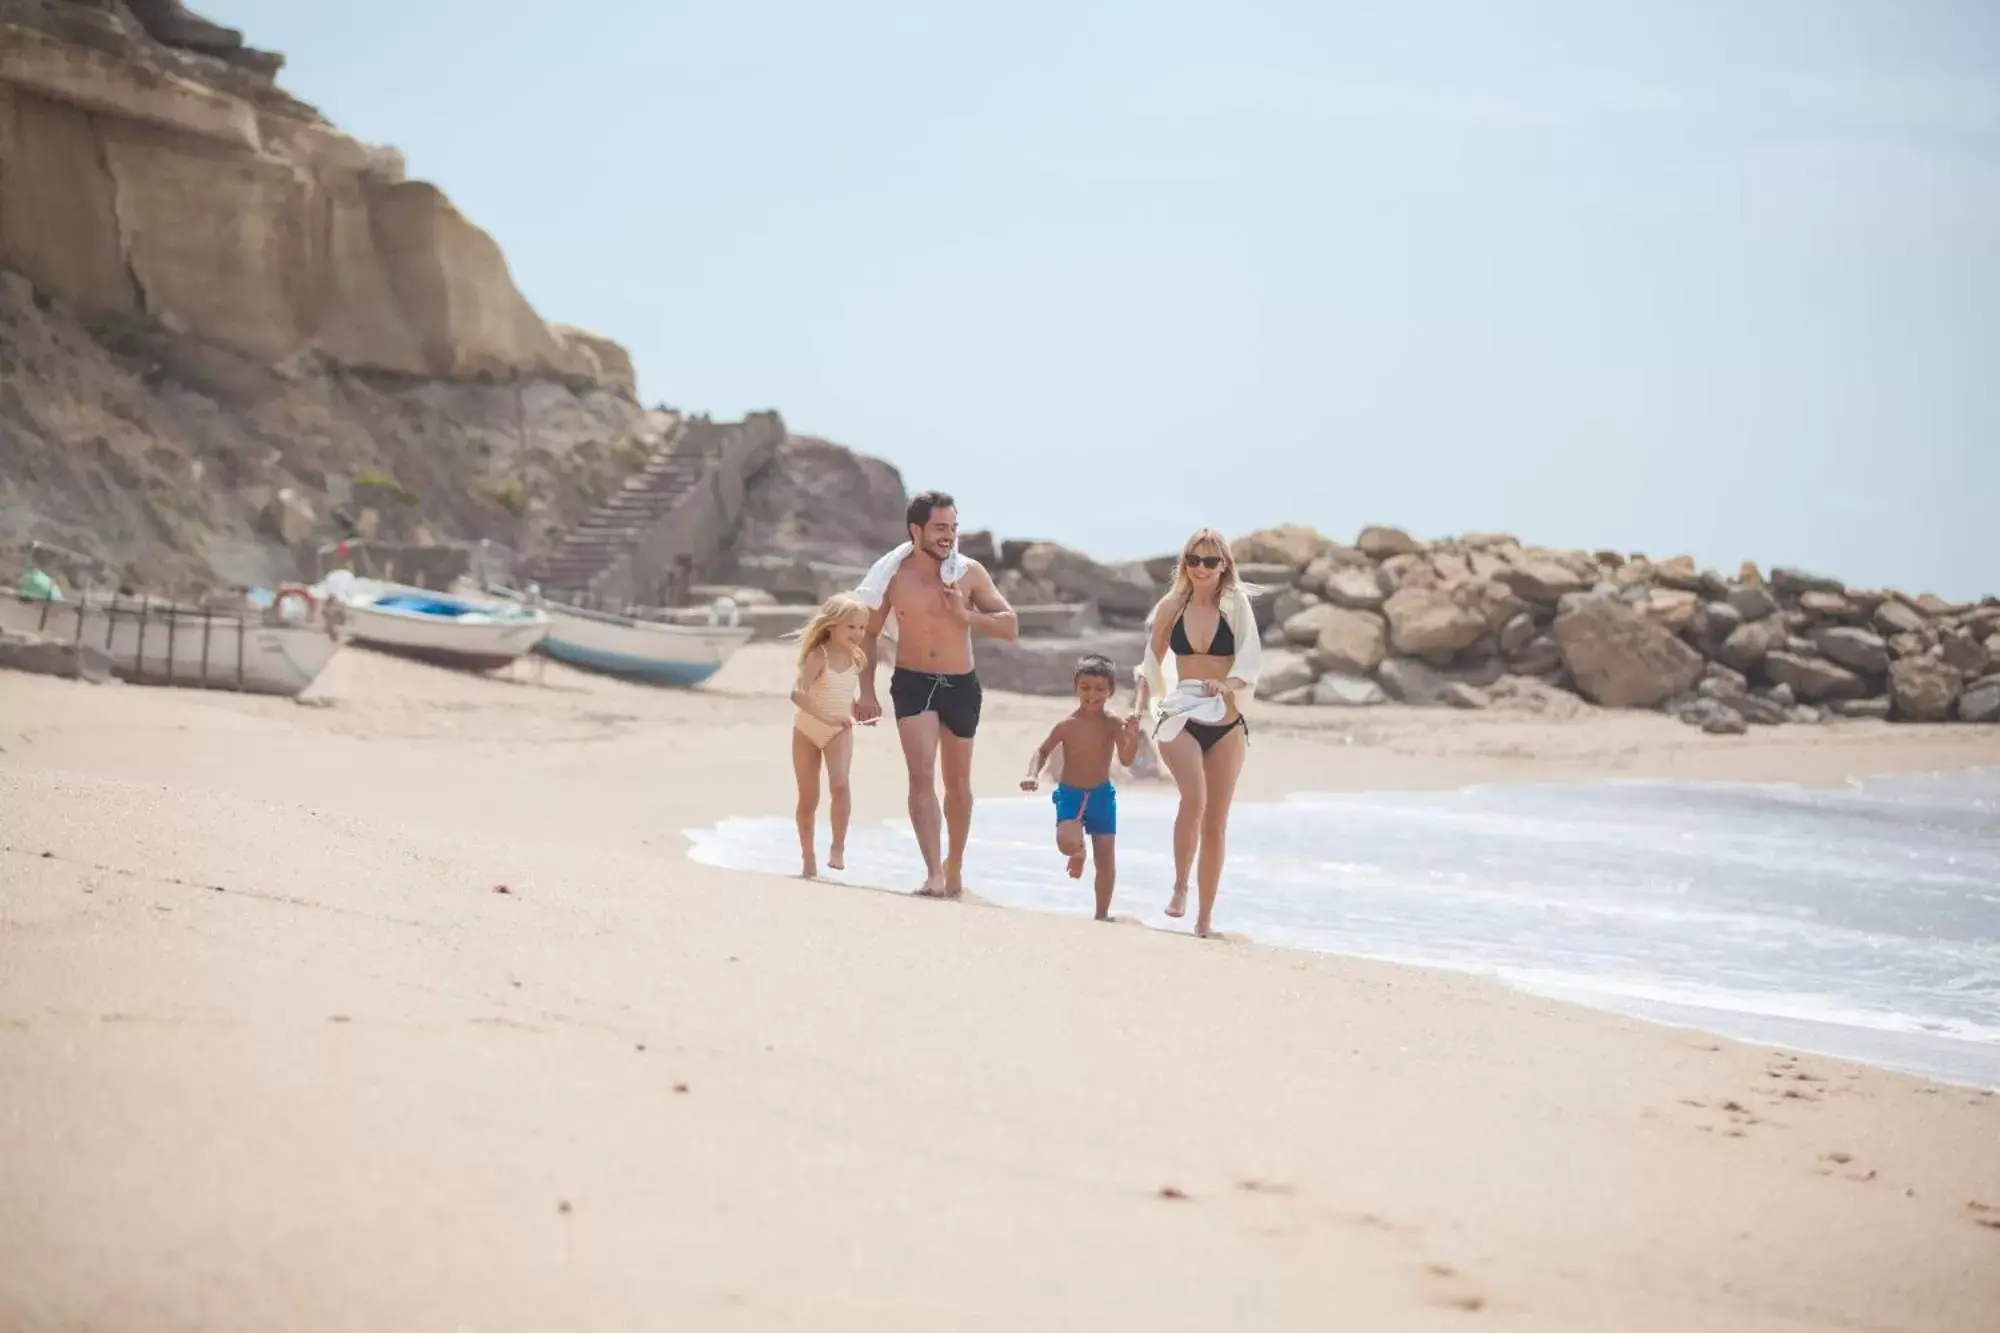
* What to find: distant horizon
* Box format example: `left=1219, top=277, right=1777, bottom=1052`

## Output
left=208, top=0, right=1998, bottom=599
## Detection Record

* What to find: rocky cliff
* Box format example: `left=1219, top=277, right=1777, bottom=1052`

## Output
left=0, top=0, right=631, bottom=388
left=0, top=0, right=680, bottom=590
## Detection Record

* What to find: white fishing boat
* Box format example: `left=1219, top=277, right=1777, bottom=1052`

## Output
left=328, top=575, right=549, bottom=672
left=538, top=600, right=753, bottom=687
left=0, top=587, right=342, bottom=697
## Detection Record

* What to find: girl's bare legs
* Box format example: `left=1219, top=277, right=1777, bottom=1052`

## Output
left=1194, top=726, right=1247, bottom=937
left=791, top=729, right=822, bottom=878
left=824, top=728, right=854, bottom=869
left=1157, top=732, right=1206, bottom=918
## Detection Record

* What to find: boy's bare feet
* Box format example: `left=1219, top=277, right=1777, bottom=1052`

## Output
left=827, top=845, right=845, bottom=871
left=1066, top=853, right=1086, bottom=878
left=1165, top=885, right=1188, bottom=918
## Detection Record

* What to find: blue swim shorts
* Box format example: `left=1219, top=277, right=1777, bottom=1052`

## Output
left=1052, top=781, right=1117, bottom=837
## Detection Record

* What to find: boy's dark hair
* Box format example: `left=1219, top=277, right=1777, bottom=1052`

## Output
left=1074, top=653, right=1116, bottom=685
left=906, top=490, right=956, bottom=532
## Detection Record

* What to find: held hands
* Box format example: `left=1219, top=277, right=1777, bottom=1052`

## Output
left=853, top=694, right=882, bottom=725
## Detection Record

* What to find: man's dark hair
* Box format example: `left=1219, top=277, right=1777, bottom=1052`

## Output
left=906, top=490, right=956, bottom=532
left=1075, top=653, right=1116, bottom=685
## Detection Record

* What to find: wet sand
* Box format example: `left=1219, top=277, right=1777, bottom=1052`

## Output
left=2, top=643, right=1997, bottom=1331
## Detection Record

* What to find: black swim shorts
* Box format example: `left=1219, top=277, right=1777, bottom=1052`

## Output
left=889, top=666, right=982, bottom=739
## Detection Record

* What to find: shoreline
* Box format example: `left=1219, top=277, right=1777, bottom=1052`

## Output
left=4, top=645, right=1999, bottom=1330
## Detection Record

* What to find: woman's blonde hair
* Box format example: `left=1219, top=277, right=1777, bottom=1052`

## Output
left=794, top=591, right=870, bottom=668
left=1165, top=527, right=1243, bottom=610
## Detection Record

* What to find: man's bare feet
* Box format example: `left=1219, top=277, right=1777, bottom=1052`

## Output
left=827, top=846, right=845, bottom=871
left=1165, top=886, right=1188, bottom=918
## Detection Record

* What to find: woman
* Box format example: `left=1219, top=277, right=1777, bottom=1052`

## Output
left=1136, top=528, right=1262, bottom=937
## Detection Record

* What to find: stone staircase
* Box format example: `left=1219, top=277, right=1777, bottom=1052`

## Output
left=529, top=411, right=786, bottom=603
left=532, top=419, right=707, bottom=594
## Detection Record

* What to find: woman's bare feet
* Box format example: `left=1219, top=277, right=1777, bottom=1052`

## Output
left=827, top=845, right=845, bottom=871
left=1194, top=918, right=1215, bottom=938
left=913, top=870, right=949, bottom=897
left=1165, top=885, right=1189, bottom=918
left=800, top=853, right=818, bottom=880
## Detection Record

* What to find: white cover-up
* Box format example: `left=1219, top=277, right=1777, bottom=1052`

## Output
left=1138, top=583, right=1264, bottom=738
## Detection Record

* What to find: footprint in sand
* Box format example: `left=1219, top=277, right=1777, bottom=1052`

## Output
left=1419, top=1262, right=1490, bottom=1313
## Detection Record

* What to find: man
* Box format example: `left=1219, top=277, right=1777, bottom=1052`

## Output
left=854, top=490, right=1018, bottom=897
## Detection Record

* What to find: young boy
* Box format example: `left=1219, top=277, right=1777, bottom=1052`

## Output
left=1020, top=654, right=1142, bottom=921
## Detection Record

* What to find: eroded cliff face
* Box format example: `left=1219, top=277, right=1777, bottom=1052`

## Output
left=0, top=0, right=672, bottom=591
left=0, top=0, right=632, bottom=392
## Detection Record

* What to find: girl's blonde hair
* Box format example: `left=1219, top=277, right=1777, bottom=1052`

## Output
left=794, top=591, right=870, bottom=669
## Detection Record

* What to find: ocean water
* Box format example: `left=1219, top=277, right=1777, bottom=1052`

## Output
left=685, top=768, right=2000, bottom=1088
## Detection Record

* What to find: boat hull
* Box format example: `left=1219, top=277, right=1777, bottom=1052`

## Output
left=0, top=592, right=340, bottom=697
left=336, top=585, right=549, bottom=672
left=539, top=604, right=752, bottom=687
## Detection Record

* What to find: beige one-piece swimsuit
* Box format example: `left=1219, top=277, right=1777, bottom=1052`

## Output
left=794, top=661, right=860, bottom=748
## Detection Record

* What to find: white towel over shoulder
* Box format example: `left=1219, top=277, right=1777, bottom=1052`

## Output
left=854, top=541, right=969, bottom=610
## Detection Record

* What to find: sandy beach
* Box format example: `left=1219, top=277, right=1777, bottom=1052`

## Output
left=3, top=643, right=1997, bottom=1331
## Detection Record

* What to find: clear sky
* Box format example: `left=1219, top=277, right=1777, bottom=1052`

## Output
left=210, top=0, right=1998, bottom=597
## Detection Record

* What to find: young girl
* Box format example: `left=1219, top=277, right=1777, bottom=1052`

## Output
left=790, top=592, right=870, bottom=878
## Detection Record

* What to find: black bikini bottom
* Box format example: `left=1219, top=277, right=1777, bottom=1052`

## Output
left=1180, top=716, right=1248, bottom=754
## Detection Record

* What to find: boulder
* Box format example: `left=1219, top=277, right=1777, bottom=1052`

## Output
left=1771, top=567, right=1845, bottom=598
left=1832, top=697, right=1893, bottom=720
left=1236, top=562, right=1299, bottom=590
left=1762, top=682, right=1797, bottom=708
left=1715, top=616, right=1788, bottom=672
left=1799, top=590, right=1859, bottom=621
left=1652, top=555, right=1702, bottom=591
left=1914, top=593, right=1968, bottom=618
left=956, top=530, right=998, bottom=564
left=1497, top=611, right=1536, bottom=657
left=1701, top=704, right=1750, bottom=735
left=1702, top=661, right=1750, bottom=696
left=1254, top=649, right=1317, bottom=701
left=1304, top=607, right=1389, bottom=676
left=1271, top=587, right=1321, bottom=627
left=1312, top=672, right=1387, bottom=707
left=1873, top=599, right=1926, bottom=636
left=1764, top=651, right=1868, bottom=702
left=1554, top=595, right=1704, bottom=709
left=1814, top=627, right=1890, bottom=677
left=1889, top=630, right=1935, bottom=660
left=1377, top=553, right=1437, bottom=592
left=1015, top=542, right=1158, bottom=620
left=1958, top=675, right=2000, bottom=724
left=1383, top=586, right=1489, bottom=665
left=1281, top=600, right=1335, bottom=646
left=1736, top=694, right=1789, bottom=726
left=1640, top=588, right=1702, bottom=632
left=1700, top=601, right=1743, bottom=650
left=1611, top=558, right=1654, bottom=587
left=1269, top=685, right=1317, bottom=706
left=1938, top=630, right=1991, bottom=679
left=1497, top=560, right=1587, bottom=605
left=1232, top=525, right=1328, bottom=568
left=1482, top=674, right=1585, bottom=719
left=1726, top=583, right=1780, bottom=622
left=259, top=488, right=316, bottom=546
left=1356, top=525, right=1423, bottom=559
left=1888, top=657, right=1962, bottom=722
left=1316, top=563, right=1387, bottom=610
left=1375, top=656, right=1455, bottom=706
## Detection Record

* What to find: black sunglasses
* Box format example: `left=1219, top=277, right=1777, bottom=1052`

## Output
left=1184, top=554, right=1224, bottom=570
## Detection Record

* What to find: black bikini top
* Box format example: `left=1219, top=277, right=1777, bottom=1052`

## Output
left=1169, top=601, right=1235, bottom=658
